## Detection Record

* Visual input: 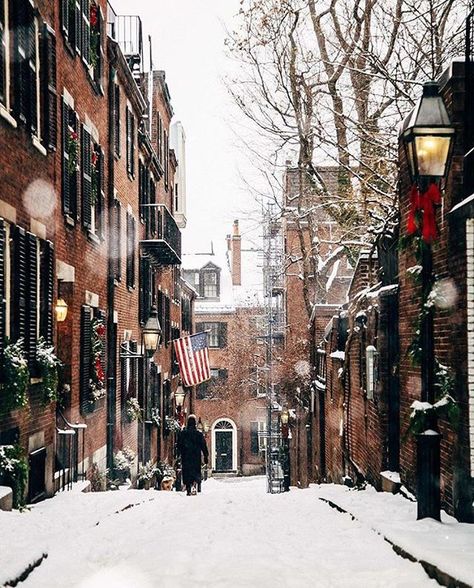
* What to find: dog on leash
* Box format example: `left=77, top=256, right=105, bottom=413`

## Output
left=160, top=475, right=175, bottom=491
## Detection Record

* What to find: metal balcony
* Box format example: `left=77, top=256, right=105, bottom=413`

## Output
left=141, top=204, right=181, bottom=265
left=114, top=14, right=143, bottom=78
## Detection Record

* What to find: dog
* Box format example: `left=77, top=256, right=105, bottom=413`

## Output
left=160, top=475, right=175, bottom=491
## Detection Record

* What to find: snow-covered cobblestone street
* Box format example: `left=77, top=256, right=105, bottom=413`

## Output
left=1, top=477, right=441, bottom=588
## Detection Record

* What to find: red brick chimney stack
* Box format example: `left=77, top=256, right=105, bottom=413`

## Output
left=231, top=220, right=242, bottom=286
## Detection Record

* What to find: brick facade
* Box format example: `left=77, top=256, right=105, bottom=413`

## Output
left=0, top=0, right=191, bottom=504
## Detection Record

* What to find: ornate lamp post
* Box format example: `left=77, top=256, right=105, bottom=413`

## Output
left=175, top=383, right=186, bottom=427
left=281, top=408, right=291, bottom=492
left=400, top=81, right=455, bottom=520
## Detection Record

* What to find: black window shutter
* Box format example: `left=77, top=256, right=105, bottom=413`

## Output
left=95, top=308, right=106, bottom=395
left=113, top=199, right=122, bottom=281
left=61, top=0, right=69, bottom=36
left=164, top=296, right=170, bottom=347
left=0, top=0, right=5, bottom=104
left=26, top=5, right=36, bottom=133
left=12, top=0, right=28, bottom=122
left=74, top=0, right=81, bottom=54
left=126, top=108, right=130, bottom=173
left=40, top=240, right=54, bottom=344
left=139, top=256, right=150, bottom=325
left=96, top=7, right=104, bottom=85
left=250, top=422, right=259, bottom=454
left=71, top=111, right=79, bottom=220
left=80, top=305, right=92, bottom=413
left=61, top=100, right=70, bottom=214
left=120, top=343, right=127, bottom=420
left=126, top=213, right=132, bottom=288
left=81, top=0, right=90, bottom=65
left=219, top=322, right=227, bottom=348
left=0, top=219, right=5, bottom=357
left=81, top=124, right=92, bottom=230
left=97, top=146, right=105, bottom=239
left=25, top=233, right=38, bottom=368
left=42, top=24, right=57, bottom=150
left=12, top=226, right=27, bottom=343
left=114, top=83, right=120, bottom=156
left=130, top=340, right=137, bottom=398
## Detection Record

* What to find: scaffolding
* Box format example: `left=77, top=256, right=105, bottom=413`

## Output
left=261, top=203, right=287, bottom=493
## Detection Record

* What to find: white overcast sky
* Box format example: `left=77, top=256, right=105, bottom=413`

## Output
left=111, top=0, right=263, bottom=260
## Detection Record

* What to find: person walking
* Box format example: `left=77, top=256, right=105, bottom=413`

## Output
left=177, top=414, right=209, bottom=495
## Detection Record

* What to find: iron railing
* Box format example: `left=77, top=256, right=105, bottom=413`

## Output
left=55, top=413, right=87, bottom=493
left=141, top=204, right=181, bottom=265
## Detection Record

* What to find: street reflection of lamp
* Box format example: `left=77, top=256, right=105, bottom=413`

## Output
left=280, top=408, right=290, bottom=492
left=400, top=80, right=455, bottom=521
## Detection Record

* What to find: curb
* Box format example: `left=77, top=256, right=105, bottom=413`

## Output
left=318, top=498, right=472, bottom=588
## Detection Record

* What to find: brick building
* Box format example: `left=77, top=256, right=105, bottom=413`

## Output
left=279, top=165, right=353, bottom=486
left=182, top=221, right=266, bottom=475
left=0, top=0, right=192, bottom=506
left=313, top=57, right=474, bottom=522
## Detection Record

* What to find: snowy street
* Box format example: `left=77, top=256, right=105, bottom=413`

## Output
left=1, top=477, right=440, bottom=588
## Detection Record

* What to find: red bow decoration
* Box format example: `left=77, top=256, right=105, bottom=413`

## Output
left=406, top=183, right=441, bottom=243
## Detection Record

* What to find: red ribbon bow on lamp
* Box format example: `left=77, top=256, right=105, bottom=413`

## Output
left=407, top=183, right=441, bottom=243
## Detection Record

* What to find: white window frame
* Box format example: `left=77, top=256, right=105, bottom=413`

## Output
left=0, top=0, right=15, bottom=126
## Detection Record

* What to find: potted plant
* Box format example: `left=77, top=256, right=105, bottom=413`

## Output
left=36, top=337, right=61, bottom=404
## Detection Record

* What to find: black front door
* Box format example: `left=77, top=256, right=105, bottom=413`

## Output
left=215, top=431, right=233, bottom=471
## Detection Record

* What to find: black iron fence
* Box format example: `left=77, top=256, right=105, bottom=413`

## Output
left=465, top=6, right=474, bottom=197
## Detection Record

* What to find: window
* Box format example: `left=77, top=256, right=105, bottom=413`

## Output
left=61, top=100, right=79, bottom=219
left=112, top=198, right=121, bottom=281
left=164, top=129, right=169, bottom=189
left=0, top=221, right=54, bottom=369
left=139, top=256, right=154, bottom=325
left=181, top=295, right=192, bottom=333
left=113, top=82, right=120, bottom=156
left=81, top=133, right=105, bottom=238
left=0, top=0, right=11, bottom=111
left=203, top=271, right=218, bottom=298
left=80, top=306, right=106, bottom=414
left=126, top=212, right=136, bottom=289
left=196, top=322, right=227, bottom=348
left=183, top=270, right=199, bottom=291
left=126, top=106, right=135, bottom=177
left=61, top=0, right=103, bottom=86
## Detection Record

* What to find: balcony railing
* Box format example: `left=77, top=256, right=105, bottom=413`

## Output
left=141, top=204, right=181, bottom=265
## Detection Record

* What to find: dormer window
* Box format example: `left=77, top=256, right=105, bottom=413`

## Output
left=203, top=270, right=218, bottom=298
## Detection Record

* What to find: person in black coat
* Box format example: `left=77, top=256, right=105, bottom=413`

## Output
left=177, top=414, right=209, bottom=495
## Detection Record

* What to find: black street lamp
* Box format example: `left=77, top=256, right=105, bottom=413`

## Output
left=400, top=81, right=455, bottom=520
left=281, top=407, right=291, bottom=492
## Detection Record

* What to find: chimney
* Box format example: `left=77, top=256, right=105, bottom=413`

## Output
left=231, top=220, right=241, bottom=286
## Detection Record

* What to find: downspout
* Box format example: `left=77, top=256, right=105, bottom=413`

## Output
left=106, top=45, right=118, bottom=474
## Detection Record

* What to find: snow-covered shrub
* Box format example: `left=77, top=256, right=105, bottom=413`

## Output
left=137, top=461, right=156, bottom=489
left=154, top=461, right=175, bottom=485
left=126, top=398, right=142, bottom=422
left=0, top=445, right=28, bottom=509
left=151, top=408, right=161, bottom=428
left=0, top=339, right=29, bottom=414
left=36, top=337, right=62, bottom=404
left=113, top=447, right=135, bottom=481
left=164, top=415, right=181, bottom=434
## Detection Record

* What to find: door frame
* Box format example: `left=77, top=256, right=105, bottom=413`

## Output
left=212, top=418, right=237, bottom=472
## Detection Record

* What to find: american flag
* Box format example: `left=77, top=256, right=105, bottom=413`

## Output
left=173, top=332, right=211, bottom=387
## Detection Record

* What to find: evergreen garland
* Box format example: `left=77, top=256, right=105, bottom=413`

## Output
left=0, top=339, right=29, bottom=414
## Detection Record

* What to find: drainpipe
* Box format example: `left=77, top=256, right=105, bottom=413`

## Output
left=106, top=46, right=118, bottom=474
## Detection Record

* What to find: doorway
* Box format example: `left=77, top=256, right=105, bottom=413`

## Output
left=212, top=419, right=236, bottom=472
